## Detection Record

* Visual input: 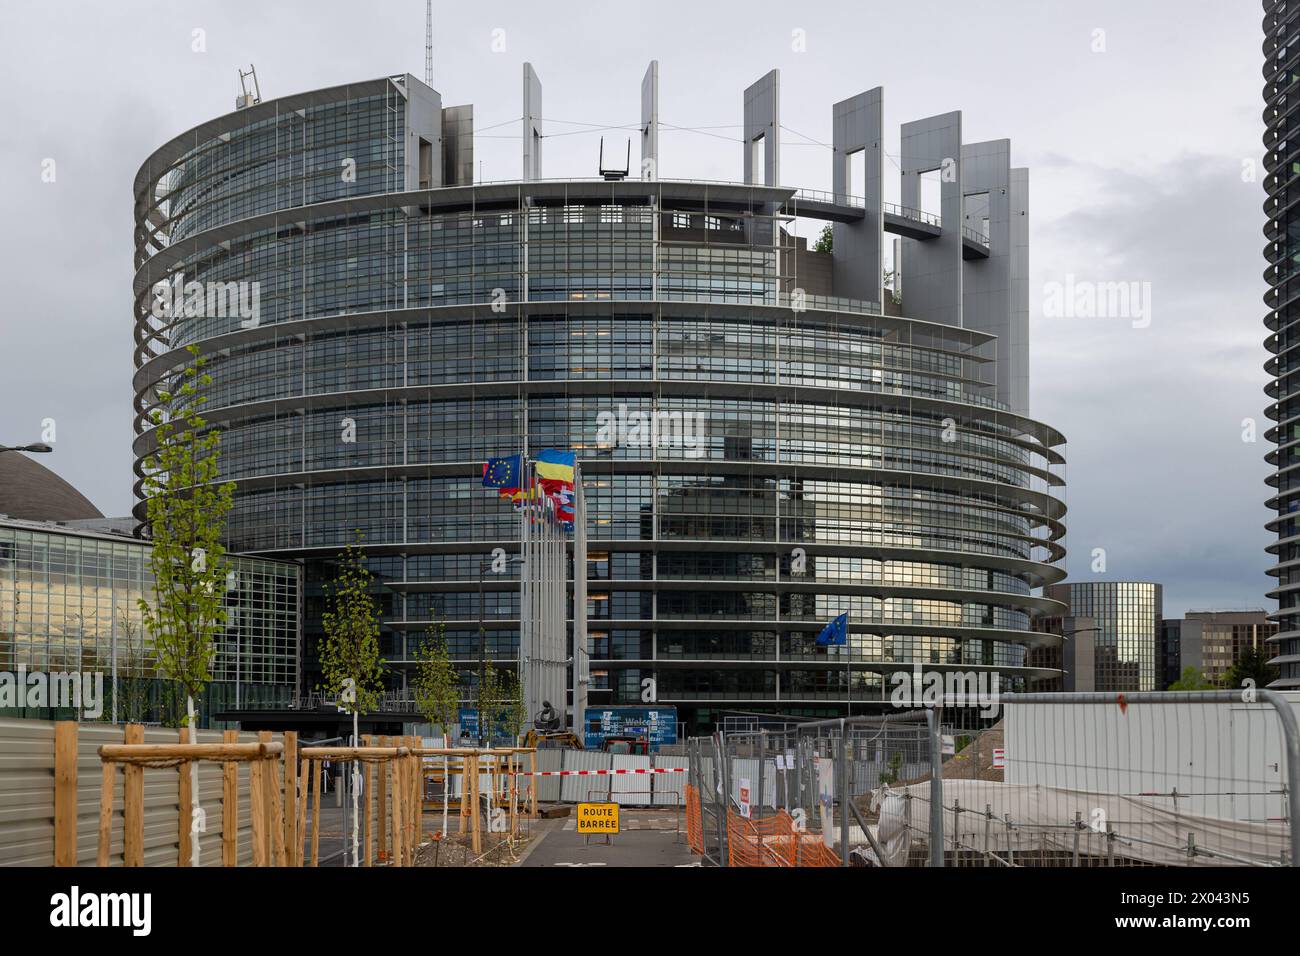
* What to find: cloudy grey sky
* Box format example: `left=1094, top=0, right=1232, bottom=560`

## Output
left=0, top=0, right=1270, bottom=617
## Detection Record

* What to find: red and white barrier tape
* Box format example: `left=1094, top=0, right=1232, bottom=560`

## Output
left=508, top=767, right=688, bottom=777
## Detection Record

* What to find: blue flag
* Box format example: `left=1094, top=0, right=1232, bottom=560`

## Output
left=482, top=455, right=522, bottom=489
left=815, top=612, right=849, bottom=646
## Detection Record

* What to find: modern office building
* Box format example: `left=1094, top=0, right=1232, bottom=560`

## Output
left=1264, top=0, right=1300, bottom=688
left=0, top=514, right=300, bottom=725
left=1174, top=609, right=1278, bottom=684
left=131, top=67, right=1067, bottom=734
left=1044, top=582, right=1161, bottom=692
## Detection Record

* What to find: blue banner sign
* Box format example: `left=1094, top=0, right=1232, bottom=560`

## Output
left=583, top=706, right=679, bottom=750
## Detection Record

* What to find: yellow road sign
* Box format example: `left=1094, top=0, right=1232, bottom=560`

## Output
left=576, top=802, right=620, bottom=833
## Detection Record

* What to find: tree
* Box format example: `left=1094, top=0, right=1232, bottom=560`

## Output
left=1225, top=644, right=1279, bottom=690
left=1168, top=665, right=1215, bottom=691
left=502, top=668, right=528, bottom=743
left=113, top=611, right=154, bottom=725
left=879, top=752, right=903, bottom=786
left=412, top=621, right=461, bottom=741
left=317, top=533, right=386, bottom=716
left=138, top=343, right=235, bottom=868
left=411, top=621, right=462, bottom=836
left=813, top=223, right=833, bottom=253
left=317, top=531, right=385, bottom=866
left=138, top=344, right=235, bottom=727
left=475, top=659, right=506, bottom=746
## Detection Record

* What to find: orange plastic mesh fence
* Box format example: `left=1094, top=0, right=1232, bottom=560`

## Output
left=685, top=789, right=841, bottom=867
left=684, top=784, right=704, bottom=854
left=723, top=808, right=840, bottom=867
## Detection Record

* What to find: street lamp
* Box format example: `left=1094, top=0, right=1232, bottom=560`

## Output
left=478, top=554, right=524, bottom=748
left=0, top=443, right=53, bottom=453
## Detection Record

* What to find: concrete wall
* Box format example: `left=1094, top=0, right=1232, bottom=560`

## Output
left=404, top=74, right=443, bottom=190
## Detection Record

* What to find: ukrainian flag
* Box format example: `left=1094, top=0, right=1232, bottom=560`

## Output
left=534, top=449, right=576, bottom=489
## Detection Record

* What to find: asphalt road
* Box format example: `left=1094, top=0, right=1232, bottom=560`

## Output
left=519, top=809, right=699, bottom=867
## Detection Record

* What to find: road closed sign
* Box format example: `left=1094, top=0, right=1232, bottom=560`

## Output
left=576, top=802, right=620, bottom=834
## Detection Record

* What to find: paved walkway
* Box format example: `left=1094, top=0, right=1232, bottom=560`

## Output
left=519, top=810, right=699, bottom=867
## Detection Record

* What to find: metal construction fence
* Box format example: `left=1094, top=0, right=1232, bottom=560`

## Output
left=685, top=691, right=1300, bottom=868
left=686, top=711, right=942, bottom=867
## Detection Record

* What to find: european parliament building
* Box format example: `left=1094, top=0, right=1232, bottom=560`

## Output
left=1265, top=0, right=1300, bottom=687
left=131, top=65, right=1067, bottom=733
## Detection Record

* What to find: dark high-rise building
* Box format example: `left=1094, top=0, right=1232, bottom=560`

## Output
left=1160, top=618, right=1185, bottom=689
left=131, top=67, right=1068, bottom=734
left=1264, top=1, right=1300, bottom=688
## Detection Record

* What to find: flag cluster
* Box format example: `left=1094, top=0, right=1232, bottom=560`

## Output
left=482, top=451, right=576, bottom=531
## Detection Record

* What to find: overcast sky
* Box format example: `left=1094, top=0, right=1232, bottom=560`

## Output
left=0, top=0, right=1270, bottom=617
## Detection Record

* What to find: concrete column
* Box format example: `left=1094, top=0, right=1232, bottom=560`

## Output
left=900, top=111, right=963, bottom=327
left=523, top=63, right=543, bottom=180
left=831, top=87, right=884, bottom=308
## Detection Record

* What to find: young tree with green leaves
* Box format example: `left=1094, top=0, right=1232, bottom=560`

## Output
left=138, top=344, right=236, bottom=867
left=813, top=223, right=833, bottom=253
left=475, top=659, right=505, bottom=747
left=1168, top=665, right=1216, bottom=691
left=411, top=621, right=462, bottom=835
left=317, top=532, right=385, bottom=866
left=412, top=621, right=460, bottom=740
left=502, top=669, right=528, bottom=744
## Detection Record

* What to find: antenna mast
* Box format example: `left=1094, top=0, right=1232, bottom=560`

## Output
left=424, top=0, right=433, bottom=86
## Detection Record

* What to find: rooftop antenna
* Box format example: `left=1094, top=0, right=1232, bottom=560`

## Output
left=424, top=0, right=433, bottom=86
left=236, top=65, right=262, bottom=110
left=598, top=137, right=631, bottom=181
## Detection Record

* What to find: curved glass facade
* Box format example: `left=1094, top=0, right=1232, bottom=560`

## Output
left=1265, top=0, right=1300, bottom=687
left=134, top=77, right=1068, bottom=730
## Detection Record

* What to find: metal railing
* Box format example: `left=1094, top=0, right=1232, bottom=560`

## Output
left=293, top=690, right=424, bottom=713
left=883, top=201, right=942, bottom=229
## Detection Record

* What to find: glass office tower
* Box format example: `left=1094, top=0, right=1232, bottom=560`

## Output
left=1265, top=0, right=1300, bottom=687
left=1045, top=582, right=1162, bottom=693
left=132, top=72, right=1068, bottom=732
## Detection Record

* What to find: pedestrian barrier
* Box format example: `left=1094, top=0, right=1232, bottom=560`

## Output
left=95, top=726, right=290, bottom=867
left=300, top=737, right=421, bottom=866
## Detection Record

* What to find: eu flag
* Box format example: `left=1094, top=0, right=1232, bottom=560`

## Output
left=482, top=455, right=522, bottom=489
left=815, top=612, right=849, bottom=646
